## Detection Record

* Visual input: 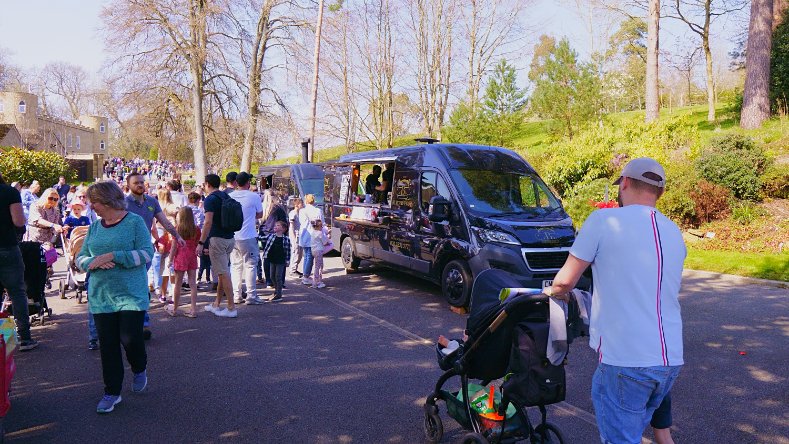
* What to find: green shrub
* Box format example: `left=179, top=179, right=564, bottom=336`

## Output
left=543, top=127, right=617, bottom=195
left=657, top=163, right=699, bottom=226
left=760, top=163, right=789, bottom=199
left=731, top=202, right=766, bottom=225
left=182, top=179, right=196, bottom=190
left=0, top=147, right=75, bottom=188
left=563, top=178, right=618, bottom=227
left=695, top=134, right=770, bottom=200
left=689, top=180, right=732, bottom=223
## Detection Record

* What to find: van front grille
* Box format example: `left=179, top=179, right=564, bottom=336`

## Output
left=523, top=251, right=569, bottom=270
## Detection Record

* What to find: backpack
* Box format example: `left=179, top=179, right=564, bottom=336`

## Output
left=219, top=192, right=244, bottom=232
left=501, top=320, right=566, bottom=407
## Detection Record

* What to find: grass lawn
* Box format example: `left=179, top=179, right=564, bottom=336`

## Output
left=685, top=248, right=789, bottom=282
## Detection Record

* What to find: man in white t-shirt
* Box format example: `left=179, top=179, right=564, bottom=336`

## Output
left=229, top=172, right=264, bottom=305
left=298, top=194, right=324, bottom=285
left=167, top=180, right=188, bottom=208
left=546, top=158, right=686, bottom=444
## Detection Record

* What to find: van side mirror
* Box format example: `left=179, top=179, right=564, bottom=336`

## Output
left=428, top=196, right=451, bottom=222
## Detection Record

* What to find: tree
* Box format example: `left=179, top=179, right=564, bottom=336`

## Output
left=529, top=37, right=603, bottom=140
left=103, top=0, right=220, bottom=179
left=41, top=62, right=91, bottom=121
left=461, top=0, right=527, bottom=112
left=741, top=0, right=775, bottom=129
left=646, top=0, right=661, bottom=122
left=606, top=17, right=648, bottom=110
left=771, top=6, right=789, bottom=113
left=482, top=59, right=526, bottom=146
left=408, top=0, right=456, bottom=139
left=667, top=0, right=748, bottom=122
left=308, top=0, right=326, bottom=162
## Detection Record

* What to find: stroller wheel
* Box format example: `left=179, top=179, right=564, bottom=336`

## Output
left=533, top=423, right=565, bottom=444
left=423, top=411, right=443, bottom=443
left=59, top=281, right=66, bottom=299
left=461, top=432, right=488, bottom=444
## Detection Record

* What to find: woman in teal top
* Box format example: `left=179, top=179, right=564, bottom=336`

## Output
left=76, top=181, right=154, bottom=414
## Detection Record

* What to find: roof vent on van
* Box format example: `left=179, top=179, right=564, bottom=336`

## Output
left=415, top=137, right=440, bottom=144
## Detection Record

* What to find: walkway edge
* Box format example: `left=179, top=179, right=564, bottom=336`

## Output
left=683, top=269, right=788, bottom=289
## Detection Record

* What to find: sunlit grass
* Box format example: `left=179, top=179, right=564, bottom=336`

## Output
left=686, top=248, right=789, bottom=282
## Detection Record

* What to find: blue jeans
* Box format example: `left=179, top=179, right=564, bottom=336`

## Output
left=151, top=252, right=163, bottom=289
left=302, top=246, right=314, bottom=278
left=591, top=363, right=681, bottom=444
left=0, top=246, right=32, bottom=341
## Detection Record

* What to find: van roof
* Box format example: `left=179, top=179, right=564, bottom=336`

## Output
left=337, top=143, right=535, bottom=173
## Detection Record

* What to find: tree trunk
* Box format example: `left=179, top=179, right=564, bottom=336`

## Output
left=308, top=0, right=326, bottom=163
left=741, top=0, right=774, bottom=129
left=645, top=0, right=660, bottom=123
left=190, top=64, right=207, bottom=180
left=240, top=1, right=273, bottom=173
left=703, top=39, right=715, bottom=121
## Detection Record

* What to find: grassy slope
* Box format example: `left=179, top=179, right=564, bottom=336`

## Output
left=272, top=104, right=788, bottom=281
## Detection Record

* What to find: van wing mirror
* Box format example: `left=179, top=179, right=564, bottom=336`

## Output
left=428, top=195, right=451, bottom=222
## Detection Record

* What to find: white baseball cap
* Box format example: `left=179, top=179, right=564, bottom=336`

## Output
left=613, top=157, right=666, bottom=187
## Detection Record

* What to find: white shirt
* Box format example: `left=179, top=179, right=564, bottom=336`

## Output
left=297, top=204, right=323, bottom=247
left=170, top=190, right=188, bottom=208
left=570, top=205, right=686, bottom=367
left=229, top=189, right=263, bottom=240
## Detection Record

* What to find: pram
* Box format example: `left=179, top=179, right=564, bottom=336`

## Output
left=424, top=269, right=585, bottom=444
left=58, top=227, right=88, bottom=303
left=1, top=242, right=53, bottom=326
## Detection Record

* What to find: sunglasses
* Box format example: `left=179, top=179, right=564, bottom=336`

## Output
left=48, top=197, right=59, bottom=202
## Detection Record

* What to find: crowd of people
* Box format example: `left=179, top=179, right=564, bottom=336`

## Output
left=103, top=157, right=194, bottom=184
left=0, top=156, right=683, bottom=444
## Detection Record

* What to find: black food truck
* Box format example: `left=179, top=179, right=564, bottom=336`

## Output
left=323, top=141, right=590, bottom=307
left=258, top=163, right=325, bottom=209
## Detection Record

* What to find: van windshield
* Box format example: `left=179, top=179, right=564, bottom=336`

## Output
left=449, top=169, right=562, bottom=217
left=300, top=179, right=325, bottom=204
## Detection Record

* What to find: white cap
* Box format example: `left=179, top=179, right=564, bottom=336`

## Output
left=613, top=157, right=666, bottom=187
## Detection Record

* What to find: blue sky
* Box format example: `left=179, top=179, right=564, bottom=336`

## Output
left=0, top=0, right=107, bottom=74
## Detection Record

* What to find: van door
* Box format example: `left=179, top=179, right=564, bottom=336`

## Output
left=375, top=166, right=423, bottom=271
left=415, top=170, right=458, bottom=273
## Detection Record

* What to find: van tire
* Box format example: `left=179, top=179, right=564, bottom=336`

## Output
left=442, top=260, right=472, bottom=308
left=341, top=237, right=361, bottom=272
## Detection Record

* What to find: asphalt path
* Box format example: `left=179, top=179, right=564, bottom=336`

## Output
left=3, top=255, right=787, bottom=443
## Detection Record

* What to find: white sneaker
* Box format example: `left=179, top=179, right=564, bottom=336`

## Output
left=215, top=308, right=238, bottom=318
left=302, top=278, right=312, bottom=285
left=203, top=304, right=217, bottom=314
left=316, top=282, right=326, bottom=289
left=233, top=297, right=244, bottom=304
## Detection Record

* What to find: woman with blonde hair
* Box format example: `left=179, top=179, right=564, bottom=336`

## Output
left=152, top=188, right=178, bottom=302
left=27, top=188, right=64, bottom=243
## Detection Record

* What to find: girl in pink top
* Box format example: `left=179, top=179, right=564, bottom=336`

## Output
left=168, top=207, right=201, bottom=317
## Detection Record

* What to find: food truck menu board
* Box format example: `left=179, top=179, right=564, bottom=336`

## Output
left=391, top=175, right=417, bottom=210
left=339, top=174, right=350, bottom=205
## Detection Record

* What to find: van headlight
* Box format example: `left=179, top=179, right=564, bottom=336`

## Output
left=472, top=227, right=520, bottom=245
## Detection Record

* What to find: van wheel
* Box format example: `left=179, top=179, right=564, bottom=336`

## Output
left=442, top=260, right=472, bottom=308
left=341, top=237, right=361, bottom=272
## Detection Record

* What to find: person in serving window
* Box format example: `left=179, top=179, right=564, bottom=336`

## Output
left=365, top=165, right=381, bottom=196
left=375, top=163, right=395, bottom=204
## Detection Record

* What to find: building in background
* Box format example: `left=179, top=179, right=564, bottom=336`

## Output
left=0, top=91, right=107, bottom=180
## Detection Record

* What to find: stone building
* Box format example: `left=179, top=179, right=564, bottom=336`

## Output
left=0, top=91, right=108, bottom=180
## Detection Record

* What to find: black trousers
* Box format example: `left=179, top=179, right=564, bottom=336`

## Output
left=94, top=310, right=147, bottom=396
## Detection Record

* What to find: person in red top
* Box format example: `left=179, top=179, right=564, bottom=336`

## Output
left=168, top=207, right=201, bottom=318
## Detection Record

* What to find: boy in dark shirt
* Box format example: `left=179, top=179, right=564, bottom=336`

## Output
left=262, top=220, right=291, bottom=302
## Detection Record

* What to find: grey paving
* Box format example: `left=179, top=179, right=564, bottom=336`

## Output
left=3, top=256, right=787, bottom=443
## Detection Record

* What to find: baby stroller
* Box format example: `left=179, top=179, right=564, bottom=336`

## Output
left=59, top=227, right=88, bottom=303
left=1, top=242, right=53, bottom=326
left=424, top=269, right=585, bottom=444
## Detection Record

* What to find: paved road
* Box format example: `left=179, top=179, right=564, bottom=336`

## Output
left=3, top=256, right=787, bottom=443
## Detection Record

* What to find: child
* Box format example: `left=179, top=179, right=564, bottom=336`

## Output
left=308, top=219, right=329, bottom=288
left=168, top=207, right=201, bottom=317
left=198, top=238, right=214, bottom=288
left=63, top=199, right=91, bottom=238
left=153, top=229, right=172, bottom=303
left=262, top=220, right=291, bottom=302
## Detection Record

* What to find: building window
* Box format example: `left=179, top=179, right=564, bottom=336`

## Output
left=99, top=123, right=105, bottom=133
left=100, top=140, right=106, bottom=150
left=67, top=134, right=72, bottom=148
left=76, top=135, right=81, bottom=149
left=18, top=101, right=26, bottom=114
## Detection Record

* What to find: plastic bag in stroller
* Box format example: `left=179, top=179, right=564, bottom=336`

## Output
left=1, top=242, right=52, bottom=325
left=424, top=269, right=586, bottom=444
